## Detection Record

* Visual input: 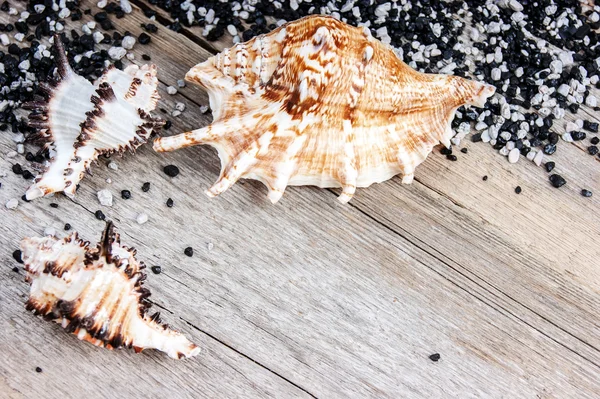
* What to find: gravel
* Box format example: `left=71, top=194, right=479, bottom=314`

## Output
left=97, top=189, right=113, bottom=206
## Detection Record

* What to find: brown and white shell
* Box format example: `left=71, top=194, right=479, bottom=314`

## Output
left=20, top=222, right=200, bottom=359
left=153, top=15, right=495, bottom=203
left=23, top=35, right=163, bottom=200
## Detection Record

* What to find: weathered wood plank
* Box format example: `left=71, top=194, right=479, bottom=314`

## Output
left=1, top=1, right=600, bottom=398
left=134, top=0, right=600, bottom=359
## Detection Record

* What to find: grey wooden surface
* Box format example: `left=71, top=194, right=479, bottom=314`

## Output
left=1, top=1, right=600, bottom=398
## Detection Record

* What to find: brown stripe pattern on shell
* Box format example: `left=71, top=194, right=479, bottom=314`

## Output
left=154, top=15, right=495, bottom=203
left=23, top=35, right=164, bottom=201
left=20, top=222, right=200, bottom=359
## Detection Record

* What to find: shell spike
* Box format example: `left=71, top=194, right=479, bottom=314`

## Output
left=153, top=125, right=221, bottom=152
left=448, top=75, right=496, bottom=108
left=207, top=144, right=260, bottom=197
left=53, top=34, right=73, bottom=80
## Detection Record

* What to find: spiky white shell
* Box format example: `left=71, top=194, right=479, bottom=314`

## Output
left=24, top=36, right=163, bottom=200
left=154, top=15, right=495, bottom=203
left=20, top=222, right=200, bottom=359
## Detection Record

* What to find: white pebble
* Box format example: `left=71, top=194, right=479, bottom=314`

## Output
left=97, top=0, right=108, bottom=8
left=97, top=189, right=113, bottom=206
left=175, top=102, right=185, bottom=112
left=18, top=60, right=30, bottom=71
left=108, top=161, right=118, bottom=170
left=167, top=86, right=178, bottom=95
left=585, top=95, right=597, bottom=108
left=0, top=34, right=9, bottom=46
left=58, top=7, right=70, bottom=19
left=17, top=144, right=24, bottom=154
left=557, top=84, right=570, bottom=97
left=121, top=36, right=136, bottom=50
left=5, top=198, right=18, bottom=209
left=565, top=121, right=578, bottom=132
left=533, top=149, right=544, bottom=166
left=177, top=79, right=186, bottom=88
left=508, top=148, right=520, bottom=163
left=499, top=146, right=510, bottom=156
left=199, top=105, right=210, bottom=114
left=227, top=25, right=237, bottom=36
left=172, top=110, right=181, bottom=117
left=526, top=150, right=536, bottom=161
left=7, top=151, right=17, bottom=158
left=207, top=242, right=214, bottom=251
left=120, top=0, right=133, bottom=13
left=562, top=132, right=573, bottom=142
left=491, top=67, right=501, bottom=81
left=93, top=31, right=104, bottom=44
left=136, top=213, right=149, bottom=224
left=108, top=47, right=126, bottom=60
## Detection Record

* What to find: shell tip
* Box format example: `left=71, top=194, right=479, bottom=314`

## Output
left=337, top=192, right=353, bottom=204
left=401, top=174, right=414, bottom=184
left=25, top=185, right=44, bottom=201
left=267, top=189, right=284, bottom=204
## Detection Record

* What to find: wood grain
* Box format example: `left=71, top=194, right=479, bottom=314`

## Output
left=1, top=1, right=599, bottom=398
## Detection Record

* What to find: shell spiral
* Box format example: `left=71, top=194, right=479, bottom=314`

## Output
left=20, top=222, right=200, bottom=359
left=154, top=15, right=496, bottom=203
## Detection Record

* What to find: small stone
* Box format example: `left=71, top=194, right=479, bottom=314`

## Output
left=515, top=186, right=522, bottom=194
left=429, top=353, right=441, bottom=362
left=121, top=36, right=136, bottom=50
left=121, top=190, right=131, bottom=199
left=543, top=144, right=556, bottom=155
left=151, top=265, right=162, bottom=274
left=12, top=249, right=23, bottom=263
left=199, top=105, right=210, bottom=114
left=166, top=198, right=174, bottom=207
left=35, top=367, right=42, bottom=373
left=108, top=161, right=118, bottom=170
left=163, top=165, right=179, bottom=177
left=166, top=86, right=177, bottom=95
left=482, top=175, right=488, bottom=181
left=549, top=174, right=566, bottom=188
left=5, top=198, right=18, bottom=209
left=175, top=102, right=185, bottom=112
left=142, top=182, right=151, bottom=192
left=138, top=33, right=151, bottom=45
left=207, top=242, right=214, bottom=251
left=136, top=213, right=148, bottom=224
left=581, top=189, right=592, bottom=197
left=177, top=79, right=186, bottom=88
left=508, top=148, right=520, bottom=163
left=64, top=223, right=72, bottom=231
left=95, top=210, right=106, bottom=220
left=108, top=46, right=126, bottom=60
left=544, top=162, right=555, bottom=173
left=96, top=189, right=112, bottom=206
left=184, top=247, right=193, bottom=257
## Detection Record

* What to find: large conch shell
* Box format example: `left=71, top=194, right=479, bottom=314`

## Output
left=24, top=35, right=164, bottom=200
left=20, top=222, right=200, bottom=359
left=154, top=15, right=495, bottom=203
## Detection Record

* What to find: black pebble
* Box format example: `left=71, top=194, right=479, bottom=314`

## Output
left=543, top=144, right=556, bottom=155
left=151, top=265, right=162, bottom=274
left=166, top=198, right=174, bottom=207
left=583, top=121, right=599, bottom=133
left=460, top=148, right=468, bottom=154
left=121, top=189, right=131, bottom=199
left=429, top=353, right=441, bottom=362
left=142, top=54, right=151, bottom=61
left=12, top=266, right=19, bottom=273
left=544, top=162, right=555, bottom=173
left=35, top=367, right=42, bottom=373
left=440, top=147, right=452, bottom=155
left=138, top=33, right=151, bottom=45
left=581, top=189, right=593, bottom=197
left=95, top=210, right=106, bottom=220
left=142, top=182, right=151, bottom=192
left=163, top=120, right=172, bottom=130
left=21, top=195, right=30, bottom=203
left=588, top=146, right=598, bottom=156
left=49, top=203, right=58, bottom=208
left=64, top=223, right=72, bottom=231
left=12, top=249, right=23, bottom=264
left=515, top=186, right=522, bottom=194
left=163, top=165, right=179, bottom=177
left=571, top=131, right=586, bottom=141
left=446, top=154, right=457, bottom=161
left=184, top=247, right=193, bottom=257
left=12, top=164, right=23, bottom=175
left=21, top=170, right=34, bottom=180
left=482, top=175, right=488, bottom=181
left=591, top=137, right=600, bottom=145
left=549, top=174, right=566, bottom=188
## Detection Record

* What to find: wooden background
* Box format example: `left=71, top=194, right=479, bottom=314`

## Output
left=1, top=1, right=599, bottom=397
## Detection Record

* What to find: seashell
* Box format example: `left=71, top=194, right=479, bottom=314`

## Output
left=23, top=35, right=164, bottom=200
left=154, top=15, right=495, bottom=203
left=20, top=222, right=200, bottom=359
